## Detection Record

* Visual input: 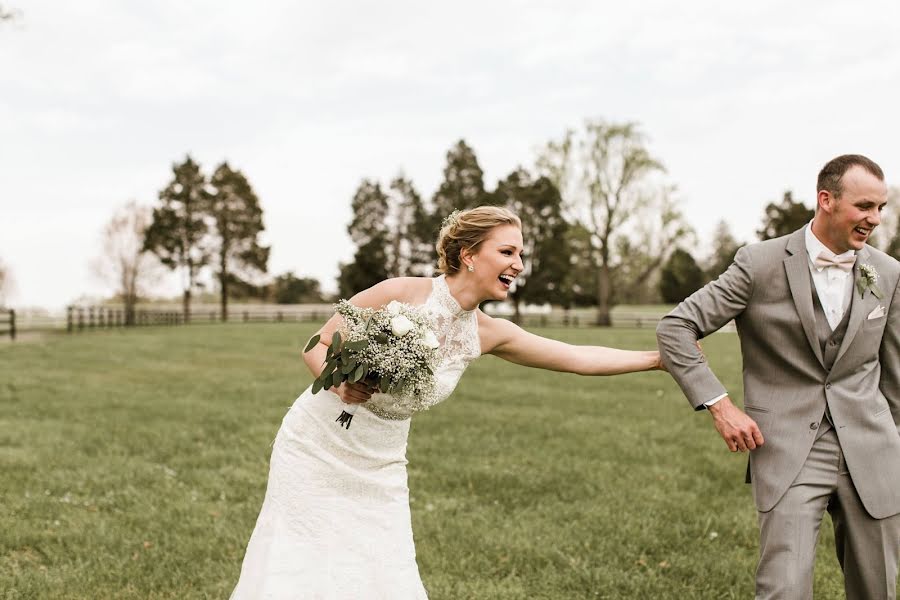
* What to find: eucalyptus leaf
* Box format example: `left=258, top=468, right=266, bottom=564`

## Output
left=379, top=374, right=391, bottom=393
left=331, top=331, right=342, bottom=349
left=341, top=347, right=350, bottom=363
left=375, top=333, right=389, bottom=344
left=345, top=339, right=369, bottom=351
left=341, top=360, right=357, bottom=375
left=351, top=363, right=365, bottom=383
left=312, top=377, right=324, bottom=394
left=304, top=334, right=320, bottom=353
left=332, top=370, right=343, bottom=388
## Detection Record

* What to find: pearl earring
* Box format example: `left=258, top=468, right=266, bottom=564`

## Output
left=467, top=264, right=474, bottom=273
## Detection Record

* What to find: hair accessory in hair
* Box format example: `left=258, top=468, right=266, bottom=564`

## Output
left=441, top=209, right=461, bottom=230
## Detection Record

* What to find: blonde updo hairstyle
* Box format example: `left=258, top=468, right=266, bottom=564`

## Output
left=436, top=206, right=522, bottom=274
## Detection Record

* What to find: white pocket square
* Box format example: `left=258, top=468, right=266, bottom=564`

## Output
left=867, top=305, right=886, bottom=320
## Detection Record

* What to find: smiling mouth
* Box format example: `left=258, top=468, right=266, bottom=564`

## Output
left=498, top=274, right=515, bottom=288
left=854, top=226, right=872, bottom=237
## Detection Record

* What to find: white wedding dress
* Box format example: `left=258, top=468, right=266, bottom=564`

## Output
left=230, top=275, right=481, bottom=600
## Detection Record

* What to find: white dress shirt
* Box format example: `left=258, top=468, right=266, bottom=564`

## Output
left=804, top=222, right=855, bottom=330
left=704, top=222, right=855, bottom=408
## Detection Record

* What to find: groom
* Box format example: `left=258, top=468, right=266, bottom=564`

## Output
left=657, top=154, right=900, bottom=599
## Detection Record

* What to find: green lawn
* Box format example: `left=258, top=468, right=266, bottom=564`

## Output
left=0, top=324, right=849, bottom=599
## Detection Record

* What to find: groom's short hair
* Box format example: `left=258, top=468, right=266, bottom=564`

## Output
left=817, top=154, right=884, bottom=199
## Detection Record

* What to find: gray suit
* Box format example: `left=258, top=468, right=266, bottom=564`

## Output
left=657, top=227, right=900, bottom=599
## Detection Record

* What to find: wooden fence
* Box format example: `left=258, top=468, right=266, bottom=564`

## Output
left=0, top=309, right=15, bottom=340
left=62, top=304, right=682, bottom=332
left=65, top=305, right=332, bottom=332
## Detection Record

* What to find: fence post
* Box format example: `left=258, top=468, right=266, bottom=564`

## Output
left=88, top=307, right=95, bottom=328
left=243, top=311, right=249, bottom=322
left=9, top=309, right=15, bottom=341
left=67, top=306, right=73, bottom=333
left=78, top=308, right=85, bottom=331
left=277, top=311, right=283, bottom=322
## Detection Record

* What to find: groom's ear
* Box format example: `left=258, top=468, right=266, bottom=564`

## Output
left=817, top=189, right=835, bottom=214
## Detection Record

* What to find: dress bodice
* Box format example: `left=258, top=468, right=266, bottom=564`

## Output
left=364, top=275, right=480, bottom=420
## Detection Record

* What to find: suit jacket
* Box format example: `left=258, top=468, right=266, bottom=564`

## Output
left=657, top=227, right=900, bottom=517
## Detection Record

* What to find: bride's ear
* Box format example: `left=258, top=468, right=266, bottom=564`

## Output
left=459, top=247, right=475, bottom=271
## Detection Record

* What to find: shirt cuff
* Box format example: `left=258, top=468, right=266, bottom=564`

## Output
left=704, top=393, right=728, bottom=408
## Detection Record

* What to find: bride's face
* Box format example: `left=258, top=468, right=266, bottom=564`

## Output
left=465, top=224, right=525, bottom=301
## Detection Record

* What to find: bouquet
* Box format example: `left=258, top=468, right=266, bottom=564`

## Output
left=303, top=300, right=441, bottom=429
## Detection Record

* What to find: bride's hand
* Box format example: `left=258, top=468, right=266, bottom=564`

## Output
left=654, top=351, right=668, bottom=372
left=335, top=381, right=376, bottom=405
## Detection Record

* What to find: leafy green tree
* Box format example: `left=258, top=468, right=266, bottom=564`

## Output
left=387, top=175, right=433, bottom=277
left=272, top=272, right=325, bottom=304
left=613, top=185, right=693, bottom=304
left=208, top=162, right=270, bottom=321
left=538, top=120, right=690, bottom=324
left=557, top=222, right=597, bottom=308
left=757, top=191, right=814, bottom=241
left=215, top=273, right=266, bottom=301
left=144, top=156, right=211, bottom=322
left=659, top=248, right=705, bottom=303
left=432, top=140, right=492, bottom=222
left=338, top=180, right=391, bottom=297
left=706, top=219, right=743, bottom=281
left=493, top=167, right=570, bottom=322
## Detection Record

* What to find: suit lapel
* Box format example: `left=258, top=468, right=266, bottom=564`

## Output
left=784, top=229, right=825, bottom=368
left=834, top=246, right=877, bottom=365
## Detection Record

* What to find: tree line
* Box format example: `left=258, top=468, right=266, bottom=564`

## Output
left=94, top=156, right=324, bottom=325
left=84, top=119, right=900, bottom=327
left=338, top=120, right=900, bottom=325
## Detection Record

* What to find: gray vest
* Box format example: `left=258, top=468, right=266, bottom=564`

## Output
left=810, top=273, right=854, bottom=431
left=810, top=276, right=853, bottom=370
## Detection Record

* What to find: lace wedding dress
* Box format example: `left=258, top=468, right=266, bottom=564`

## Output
left=230, top=275, right=481, bottom=600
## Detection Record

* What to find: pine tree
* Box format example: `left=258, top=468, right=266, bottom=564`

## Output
left=338, top=180, right=391, bottom=297
left=493, top=168, right=570, bottom=322
left=144, top=155, right=211, bottom=322
left=208, top=162, right=270, bottom=321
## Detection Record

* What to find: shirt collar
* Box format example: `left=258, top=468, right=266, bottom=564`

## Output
left=805, top=221, right=856, bottom=272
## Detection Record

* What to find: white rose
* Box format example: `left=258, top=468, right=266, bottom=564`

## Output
left=386, top=300, right=403, bottom=316
left=420, top=329, right=440, bottom=349
left=390, top=315, right=414, bottom=337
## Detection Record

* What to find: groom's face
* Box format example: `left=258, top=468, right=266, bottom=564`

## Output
left=821, top=166, right=888, bottom=253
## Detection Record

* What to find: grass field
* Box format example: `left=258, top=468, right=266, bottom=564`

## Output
left=0, top=324, right=851, bottom=599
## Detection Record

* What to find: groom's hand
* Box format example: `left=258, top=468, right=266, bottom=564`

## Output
left=707, top=397, right=765, bottom=452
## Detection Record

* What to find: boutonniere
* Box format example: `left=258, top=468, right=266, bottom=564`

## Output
left=857, top=263, right=885, bottom=299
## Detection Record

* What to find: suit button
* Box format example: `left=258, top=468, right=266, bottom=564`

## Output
left=810, top=422, right=819, bottom=430
left=825, top=383, right=832, bottom=390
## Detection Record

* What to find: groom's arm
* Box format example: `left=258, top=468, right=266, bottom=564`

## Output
left=656, top=246, right=754, bottom=409
left=878, top=271, right=900, bottom=433
left=657, top=246, right=764, bottom=452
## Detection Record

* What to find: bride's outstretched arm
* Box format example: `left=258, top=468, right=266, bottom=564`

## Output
left=479, top=313, right=661, bottom=375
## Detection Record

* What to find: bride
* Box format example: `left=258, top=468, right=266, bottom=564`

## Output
left=230, top=206, right=663, bottom=599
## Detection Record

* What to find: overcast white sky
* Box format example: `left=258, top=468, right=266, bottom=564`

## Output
left=3, top=1, right=900, bottom=308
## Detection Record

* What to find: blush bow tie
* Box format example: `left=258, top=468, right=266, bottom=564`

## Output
left=814, top=252, right=856, bottom=272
